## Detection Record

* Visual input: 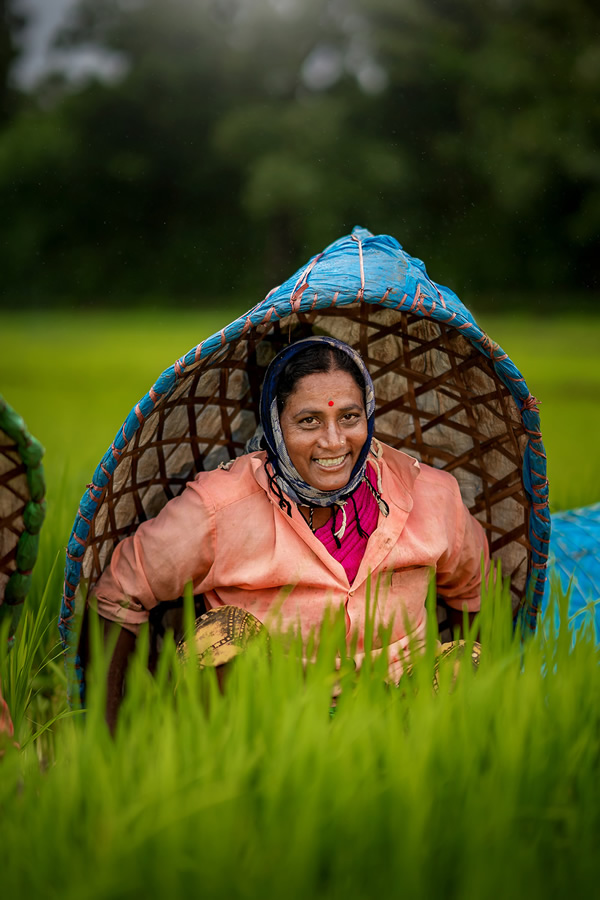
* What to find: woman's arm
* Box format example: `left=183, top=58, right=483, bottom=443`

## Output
left=91, top=480, right=216, bottom=633
left=90, top=480, right=216, bottom=730
left=436, top=487, right=490, bottom=621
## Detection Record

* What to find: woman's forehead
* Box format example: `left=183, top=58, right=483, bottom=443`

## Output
left=286, top=370, right=364, bottom=406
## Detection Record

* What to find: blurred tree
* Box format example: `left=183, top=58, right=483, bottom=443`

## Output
left=358, top=0, right=600, bottom=292
left=0, top=0, right=597, bottom=306
left=2, top=0, right=254, bottom=302
left=1, top=0, right=387, bottom=302
left=0, top=0, right=26, bottom=125
left=50, top=0, right=388, bottom=291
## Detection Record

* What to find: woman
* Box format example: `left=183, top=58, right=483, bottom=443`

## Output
left=93, top=337, right=489, bottom=719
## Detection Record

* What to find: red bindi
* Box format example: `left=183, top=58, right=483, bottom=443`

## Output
left=328, top=400, right=334, bottom=406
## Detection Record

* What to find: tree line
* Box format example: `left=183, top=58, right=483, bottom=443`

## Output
left=1, top=0, right=598, bottom=308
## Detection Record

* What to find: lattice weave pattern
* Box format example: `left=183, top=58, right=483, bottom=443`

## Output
left=79, top=307, right=531, bottom=608
left=60, top=227, right=550, bottom=699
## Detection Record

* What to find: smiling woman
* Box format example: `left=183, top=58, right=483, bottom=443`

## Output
left=90, top=336, right=490, bottom=725
left=281, top=370, right=367, bottom=496
left=62, top=228, right=549, bottom=721
left=279, top=366, right=367, bottom=498
left=256, top=339, right=375, bottom=497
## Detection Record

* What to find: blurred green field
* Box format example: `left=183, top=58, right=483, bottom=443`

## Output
left=2, top=308, right=599, bottom=515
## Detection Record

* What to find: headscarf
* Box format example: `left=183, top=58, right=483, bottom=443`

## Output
left=257, top=336, right=376, bottom=511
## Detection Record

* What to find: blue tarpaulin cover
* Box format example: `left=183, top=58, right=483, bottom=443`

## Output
left=544, top=504, right=600, bottom=643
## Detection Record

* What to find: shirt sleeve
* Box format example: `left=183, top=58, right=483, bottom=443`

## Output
left=90, top=479, right=216, bottom=633
left=435, top=485, right=490, bottom=612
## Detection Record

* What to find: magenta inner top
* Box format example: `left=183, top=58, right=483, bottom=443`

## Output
left=314, top=464, right=379, bottom=584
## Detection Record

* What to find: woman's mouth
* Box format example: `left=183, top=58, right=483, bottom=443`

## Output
left=313, top=453, right=349, bottom=469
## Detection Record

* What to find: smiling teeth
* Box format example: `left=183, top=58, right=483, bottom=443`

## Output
left=315, top=456, right=346, bottom=467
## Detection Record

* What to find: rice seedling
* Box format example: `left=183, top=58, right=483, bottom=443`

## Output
left=0, top=554, right=80, bottom=763
left=1, top=310, right=598, bottom=898
left=1, top=568, right=598, bottom=900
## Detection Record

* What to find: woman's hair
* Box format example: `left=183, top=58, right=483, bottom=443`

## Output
left=276, top=343, right=366, bottom=413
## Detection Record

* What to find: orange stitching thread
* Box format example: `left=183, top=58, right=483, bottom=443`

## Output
left=521, top=394, right=540, bottom=412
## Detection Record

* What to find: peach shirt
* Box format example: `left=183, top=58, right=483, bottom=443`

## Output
left=93, top=443, right=489, bottom=680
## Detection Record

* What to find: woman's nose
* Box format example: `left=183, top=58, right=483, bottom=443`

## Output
left=321, top=420, right=345, bottom=448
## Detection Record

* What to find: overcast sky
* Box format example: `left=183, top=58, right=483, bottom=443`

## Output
left=12, top=0, right=386, bottom=94
left=13, top=0, right=74, bottom=85
left=13, top=0, right=125, bottom=88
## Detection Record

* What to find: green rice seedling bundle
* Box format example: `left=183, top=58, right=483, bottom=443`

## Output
left=1, top=574, right=598, bottom=900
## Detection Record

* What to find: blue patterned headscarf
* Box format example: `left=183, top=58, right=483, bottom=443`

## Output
left=258, top=336, right=376, bottom=509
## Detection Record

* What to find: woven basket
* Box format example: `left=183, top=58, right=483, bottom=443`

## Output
left=60, top=227, right=550, bottom=697
left=0, top=395, right=46, bottom=638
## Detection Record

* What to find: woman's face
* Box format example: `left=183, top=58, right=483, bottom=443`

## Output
left=279, top=369, right=368, bottom=492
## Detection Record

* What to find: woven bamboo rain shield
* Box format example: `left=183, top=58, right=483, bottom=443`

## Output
left=0, top=395, right=46, bottom=637
left=60, top=227, right=550, bottom=696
